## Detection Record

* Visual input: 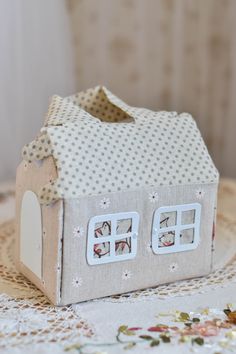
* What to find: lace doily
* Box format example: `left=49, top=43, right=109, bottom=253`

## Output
left=0, top=221, right=94, bottom=349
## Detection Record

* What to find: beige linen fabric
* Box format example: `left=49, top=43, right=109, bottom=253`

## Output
left=61, top=183, right=217, bottom=305
left=15, top=157, right=217, bottom=305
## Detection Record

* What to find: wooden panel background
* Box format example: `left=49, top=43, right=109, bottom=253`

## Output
left=1, top=0, right=235, bottom=181
left=67, top=0, right=236, bottom=178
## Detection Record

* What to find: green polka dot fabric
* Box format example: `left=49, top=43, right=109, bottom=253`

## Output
left=22, top=86, right=219, bottom=204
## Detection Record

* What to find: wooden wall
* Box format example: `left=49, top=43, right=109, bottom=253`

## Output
left=1, top=0, right=235, bottom=181
left=67, top=0, right=236, bottom=178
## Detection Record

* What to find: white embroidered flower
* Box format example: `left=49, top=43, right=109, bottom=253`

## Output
left=122, top=270, right=132, bottom=280
left=169, top=263, right=179, bottom=273
left=148, top=191, right=159, bottom=203
left=73, top=226, right=84, bottom=239
left=99, top=197, right=110, bottom=209
left=0, top=308, right=48, bottom=333
left=72, top=277, right=83, bottom=288
left=54, top=264, right=61, bottom=273
left=146, top=241, right=152, bottom=253
left=195, top=188, right=205, bottom=200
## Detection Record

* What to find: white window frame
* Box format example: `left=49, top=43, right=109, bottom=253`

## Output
left=87, top=212, right=139, bottom=265
left=152, top=203, right=201, bottom=254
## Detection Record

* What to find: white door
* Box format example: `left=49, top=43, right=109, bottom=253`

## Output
left=20, top=190, right=42, bottom=278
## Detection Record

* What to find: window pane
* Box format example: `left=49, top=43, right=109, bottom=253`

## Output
left=87, top=211, right=139, bottom=265
left=116, top=218, right=132, bottom=235
left=158, top=231, right=175, bottom=247
left=180, top=228, right=194, bottom=244
left=94, top=242, right=110, bottom=258
left=160, top=212, right=176, bottom=228
left=115, top=237, right=132, bottom=255
left=94, top=221, right=111, bottom=238
left=152, top=203, right=201, bottom=255
left=181, top=210, right=195, bottom=225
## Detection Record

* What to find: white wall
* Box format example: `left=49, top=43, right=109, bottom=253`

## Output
left=0, top=0, right=76, bottom=181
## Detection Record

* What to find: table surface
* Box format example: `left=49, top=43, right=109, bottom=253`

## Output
left=0, top=179, right=236, bottom=354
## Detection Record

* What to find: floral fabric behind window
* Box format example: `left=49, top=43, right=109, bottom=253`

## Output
left=152, top=203, right=201, bottom=255
left=93, top=220, right=132, bottom=258
left=87, top=212, right=139, bottom=265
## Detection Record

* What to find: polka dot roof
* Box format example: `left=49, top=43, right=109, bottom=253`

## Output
left=22, top=86, right=219, bottom=204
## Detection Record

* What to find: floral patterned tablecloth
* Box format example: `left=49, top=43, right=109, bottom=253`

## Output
left=0, top=179, right=236, bottom=354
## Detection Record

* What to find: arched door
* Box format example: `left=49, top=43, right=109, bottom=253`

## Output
left=20, top=190, right=42, bottom=278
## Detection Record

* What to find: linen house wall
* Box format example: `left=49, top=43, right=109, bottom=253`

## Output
left=15, top=86, right=219, bottom=305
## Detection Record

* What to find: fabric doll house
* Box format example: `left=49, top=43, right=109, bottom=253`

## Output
left=15, top=86, right=219, bottom=306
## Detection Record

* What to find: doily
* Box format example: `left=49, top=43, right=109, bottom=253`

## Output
left=0, top=221, right=94, bottom=349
